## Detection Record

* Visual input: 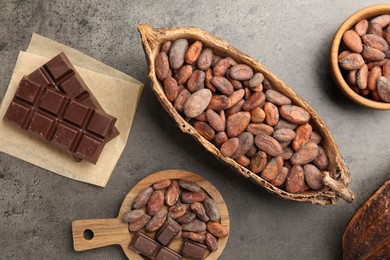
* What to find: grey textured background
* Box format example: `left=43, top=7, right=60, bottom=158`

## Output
left=1, top=1, right=389, bottom=259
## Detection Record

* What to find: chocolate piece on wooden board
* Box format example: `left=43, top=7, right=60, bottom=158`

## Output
left=181, top=239, right=207, bottom=260
left=129, top=232, right=160, bottom=259
left=155, top=217, right=182, bottom=246
left=155, top=246, right=181, bottom=260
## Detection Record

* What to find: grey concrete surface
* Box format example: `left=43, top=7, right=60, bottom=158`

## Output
left=1, top=1, right=389, bottom=259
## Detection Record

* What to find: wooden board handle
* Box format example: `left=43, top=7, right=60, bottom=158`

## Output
left=72, top=218, right=129, bottom=252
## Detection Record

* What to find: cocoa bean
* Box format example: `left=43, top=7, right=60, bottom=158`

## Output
left=231, top=132, right=254, bottom=159
left=182, top=219, right=207, bottom=232
left=128, top=214, right=151, bottom=232
left=355, top=19, right=368, bottom=36
left=343, top=30, right=363, bottom=53
left=371, top=14, right=390, bottom=28
left=274, top=119, right=297, bottom=130
left=247, top=123, right=274, bottom=135
left=185, top=40, right=203, bottom=65
left=226, top=89, right=245, bottom=109
left=184, top=89, right=212, bottom=118
left=169, top=39, right=188, bottom=69
left=204, top=198, right=220, bottom=221
left=377, top=76, right=390, bottom=102
left=163, top=76, right=179, bottom=101
left=264, top=102, right=279, bottom=126
left=181, top=191, right=206, bottom=203
left=122, top=209, right=145, bottom=223
left=195, top=113, right=207, bottom=122
left=263, top=77, right=273, bottom=90
left=226, top=99, right=245, bottom=116
left=235, top=155, right=251, bottom=166
left=219, top=109, right=226, bottom=127
left=372, top=89, right=381, bottom=101
left=145, top=210, right=168, bottom=232
left=254, top=133, right=283, bottom=156
left=206, top=109, right=225, bottom=132
left=249, top=151, right=268, bottom=174
left=367, top=60, right=387, bottom=69
left=207, top=222, right=228, bottom=238
left=386, top=26, right=390, bottom=45
left=244, top=87, right=251, bottom=100
left=165, top=181, right=180, bottom=206
left=211, top=76, right=234, bottom=95
left=182, top=232, right=205, bottom=243
left=156, top=52, right=170, bottom=81
left=357, top=64, right=368, bottom=89
left=229, top=64, right=254, bottom=80
left=279, top=140, right=291, bottom=149
left=250, top=107, right=265, bottom=123
left=280, top=147, right=293, bottom=160
left=273, top=128, right=296, bottom=142
left=161, top=41, right=172, bottom=54
left=132, top=187, right=153, bottom=209
left=270, top=167, right=289, bottom=187
left=303, top=164, right=324, bottom=190
left=190, top=202, right=209, bottom=222
left=339, top=53, right=365, bottom=70
left=246, top=145, right=257, bottom=157
left=174, top=64, right=193, bottom=84
left=174, top=88, right=191, bottom=113
left=187, top=70, right=205, bottom=93
left=213, top=58, right=231, bottom=76
left=153, top=179, right=172, bottom=190
left=176, top=212, right=197, bottom=224
left=213, top=132, right=228, bottom=147
left=261, top=156, right=283, bottom=181
left=313, top=145, right=329, bottom=170
left=362, top=34, right=389, bottom=52
left=177, top=180, right=201, bottom=193
left=168, top=203, right=189, bottom=219
left=197, top=48, right=213, bottom=71
left=220, top=137, right=239, bottom=157
left=292, top=123, right=312, bottom=151
left=290, top=142, right=319, bottom=165
left=208, top=95, right=229, bottom=111
left=205, top=233, right=218, bottom=252
left=361, top=45, right=385, bottom=61
left=205, top=68, right=216, bottom=92
left=226, top=111, right=251, bottom=137
left=367, top=23, right=383, bottom=37
left=348, top=70, right=357, bottom=85
left=194, top=121, right=215, bottom=140
left=285, top=165, right=305, bottom=194
left=310, top=131, right=322, bottom=144
left=248, top=72, right=264, bottom=89
left=147, top=190, right=164, bottom=216
left=242, top=91, right=266, bottom=111
left=338, top=50, right=351, bottom=62
left=265, top=89, right=291, bottom=106
left=211, top=55, right=222, bottom=67
left=383, top=59, right=390, bottom=78
left=279, top=105, right=310, bottom=124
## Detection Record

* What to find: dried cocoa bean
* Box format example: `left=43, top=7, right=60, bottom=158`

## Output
left=246, top=145, right=257, bottom=157
left=285, top=165, right=305, bottom=194
left=174, top=88, right=191, bottom=113
left=181, top=191, right=206, bottom=203
left=132, top=187, right=153, bottom=209
left=182, top=232, right=205, bottom=243
left=362, top=34, right=389, bottom=52
left=208, top=95, right=229, bottom=111
left=226, top=99, right=245, bottom=116
left=377, top=76, right=390, bottom=102
left=261, top=156, right=283, bottom=181
left=169, top=39, right=188, bottom=69
left=383, top=59, right=390, bottom=78
left=226, top=89, right=245, bottom=109
left=244, top=87, right=251, bottom=100
left=213, top=132, right=228, bottom=147
left=303, top=164, right=324, bottom=190
left=386, top=26, right=390, bottom=45
left=226, top=111, right=251, bottom=137
left=190, top=202, right=209, bottom=222
left=145, top=210, right=168, bottom=232
left=177, top=180, right=202, bottom=193
left=128, top=214, right=152, bottom=232
left=213, top=58, right=231, bottom=76
left=185, top=40, right=203, bottom=65
left=274, top=119, right=297, bottom=130
left=161, top=41, right=172, bottom=54
left=280, top=140, right=291, bottom=149
left=357, top=64, right=368, bottom=89
left=279, top=105, right=310, bottom=124
left=265, top=89, right=291, bottom=106
left=280, top=147, right=293, bottom=160
left=220, top=137, right=239, bottom=157
left=163, top=76, right=179, bottom=101
left=174, top=64, right=193, bottom=84
left=211, top=76, right=234, bottom=95
left=168, top=203, right=189, bottom=219
left=235, top=155, right=250, bottom=166
left=220, top=109, right=226, bottom=126
left=195, top=113, right=207, bottom=122
left=184, top=89, right=212, bottom=118
left=176, top=212, right=197, bottom=224
left=270, top=167, right=289, bottom=187
left=348, top=70, right=357, bottom=85
left=187, top=70, right=205, bottom=93
left=371, top=14, right=390, bottom=28
left=343, top=30, right=363, bottom=53
left=290, top=142, right=319, bottom=165
left=207, top=221, right=228, bottom=238
left=292, top=123, right=312, bottom=151
left=254, top=133, right=283, bottom=156
left=242, top=91, right=266, bottom=111
left=250, top=107, right=265, bottom=123
left=194, top=121, right=215, bottom=140
left=229, top=64, right=254, bottom=80
left=355, top=19, right=368, bottom=36
left=264, top=102, right=279, bottom=126
left=367, top=23, right=383, bottom=37
left=122, top=209, right=145, bottom=223
left=153, top=179, right=172, bottom=190
left=362, top=45, right=386, bottom=61
left=203, top=198, right=220, bottom=222
left=206, top=109, right=225, bottom=132
left=338, top=50, right=352, bottom=62
left=247, top=123, right=274, bottom=135
left=273, top=128, right=296, bottom=142
left=339, top=53, right=365, bottom=70
left=197, top=48, right=213, bottom=71
left=205, top=233, right=218, bottom=252
left=248, top=72, right=264, bottom=89
left=211, top=55, right=222, bottom=67
left=313, top=145, right=329, bottom=170
left=249, top=151, right=268, bottom=174
left=147, top=190, right=164, bottom=216
left=156, top=52, right=170, bottom=81
left=310, top=131, right=322, bottom=144
left=205, top=68, right=216, bottom=92
left=182, top=219, right=206, bottom=232
left=367, top=60, right=387, bottom=69
left=231, top=132, right=254, bottom=159
left=165, top=181, right=180, bottom=206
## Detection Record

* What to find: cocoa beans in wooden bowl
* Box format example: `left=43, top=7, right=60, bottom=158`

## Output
left=138, top=24, right=354, bottom=205
left=330, top=4, right=390, bottom=109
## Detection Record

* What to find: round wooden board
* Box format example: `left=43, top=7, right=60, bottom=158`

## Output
left=72, top=169, right=230, bottom=259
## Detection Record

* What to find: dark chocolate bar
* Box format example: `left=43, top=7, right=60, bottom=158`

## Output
left=156, top=218, right=182, bottom=246
left=129, top=232, right=160, bottom=259
left=3, top=77, right=116, bottom=164
left=27, top=52, right=119, bottom=141
left=155, top=246, right=181, bottom=260
left=181, top=240, right=207, bottom=260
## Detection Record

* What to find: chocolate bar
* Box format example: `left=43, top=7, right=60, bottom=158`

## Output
left=129, top=232, right=160, bottom=259
left=181, top=240, right=207, bottom=260
left=3, top=77, right=116, bottom=164
left=155, top=246, right=181, bottom=260
left=27, top=52, right=119, bottom=141
left=156, top=218, right=182, bottom=246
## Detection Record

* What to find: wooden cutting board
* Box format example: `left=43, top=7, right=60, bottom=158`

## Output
left=72, top=169, right=230, bottom=259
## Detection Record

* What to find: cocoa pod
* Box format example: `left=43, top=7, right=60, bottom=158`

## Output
left=204, top=198, right=220, bottom=221
left=290, top=142, right=319, bottom=165
left=264, top=102, right=279, bottom=126
left=226, top=89, right=245, bottom=109
left=190, top=202, right=209, bottom=222
left=185, top=40, right=203, bottom=64
left=339, top=53, right=365, bottom=70
left=354, top=19, right=368, bottom=36
left=356, top=64, right=368, bottom=89
left=273, top=128, right=296, bottom=142
left=226, top=99, right=244, bottom=116
left=235, top=155, right=250, bottom=167
left=229, top=64, right=254, bottom=80
left=128, top=214, right=152, bottom=232
left=362, top=34, right=389, bottom=52
left=156, top=52, right=170, bottom=81
left=280, top=147, right=293, bottom=160
left=250, top=107, right=265, bottom=123
left=279, top=105, right=310, bottom=124
left=178, top=180, right=202, bottom=192
left=303, top=164, right=324, bottom=190
left=153, top=179, right=172, bottom=190
left=145, top=210, right=168, bottom=232
left=168, top=203, right=189, bottom=219
left=207, top=221, right=228, bottom=238
left=270, top=167, right=289, bottom=187
left=377, top=76, right=390, bottom=102
left=194, top=121, right=215, bottom=140
left=254, top=133, right=283, bottom=156
left=242, top=91, right=266, bottom=111
left=248, top=72, right=264, bottom=89
left=132, top=187, right=153, bottom=209
left=310, top=131, right=322, bottom=144
left=174, top=64, right=193, bottom=84
left=122, top=209, right=145, bottom=223
left=213, top=58, right=231, bottom=76
left=147, top=190, right=164, bottom=216
left=165, top=180, right=180, bottom=206
left=184, top=89, right=212, bottom=118
left=261, top=156, right=283, bottom=181
left=231, top=132, right=254, bottom=159
left=181, top=191, right=206, bottom=203
left=174, top=88, right=191, bottom=113
left=371, top=14, right=390, bottom=27
left=265, top=89, right=291, bottom=106
left=285, top=165, right=305, bottom=194
left=187, top=70, right=205, bottom=93
left=169, top=39, right=188, bottom=69
left=208, top=95, right=229, bottom=111
left=205, top=233, right=218, bottom=252
left=220, top=137, right=239, bottom=157
left=213, top=132, right=228, bottom=147
left=161, top=41, right=172, bottom=54
left=163, top=76, right=179, bottom=101
left=247, top=123, right=274, bottom=135
left=361, top=45, right=385, bottom=61
left=205, top=68, right=216, bottom=92
left=313, top=145, right=329, bottom=170
left=206, top=109, right=225, bottom=132
left=249, top=151, right=268, bottom=174
left=226, top=111, right=251, bottom=137
left=348, top=70, right=357, bottom=85
left=197, top=48, right=213, bottom=71
left=367, top=23, right=383, bottom=37
left=176, top=212, right=197, bottom=224
left=292, top=123, right=312, bottom=151
left=182, top=219, right=206, bottom=232
left=211, top=76, right=234, bottom=95
left=182, top=232, right=205, bottom=243
left=274, top=119, right=297, bottom=130
left=343, top=30, right=363, bottom=53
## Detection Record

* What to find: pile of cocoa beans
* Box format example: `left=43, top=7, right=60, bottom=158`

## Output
left=155, top=38, right=330, bottom=193
left=122, top=179, right=227, bottom=253
left=339, top=14, right=390, bottom=102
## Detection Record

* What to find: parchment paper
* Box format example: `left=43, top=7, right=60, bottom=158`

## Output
left=0, top=35, right=143, bottom=187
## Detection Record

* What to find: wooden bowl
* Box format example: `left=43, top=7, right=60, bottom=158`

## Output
left=330, top=4, right=390, bottom=110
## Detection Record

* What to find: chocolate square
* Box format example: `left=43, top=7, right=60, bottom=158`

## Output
left=38, top=89, right=69, bottom=116
left=129, top=232, right=160, bottom=259
left=156, top=218, right=182, bottom=246
left=181, top=240, right=207, bottom=260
